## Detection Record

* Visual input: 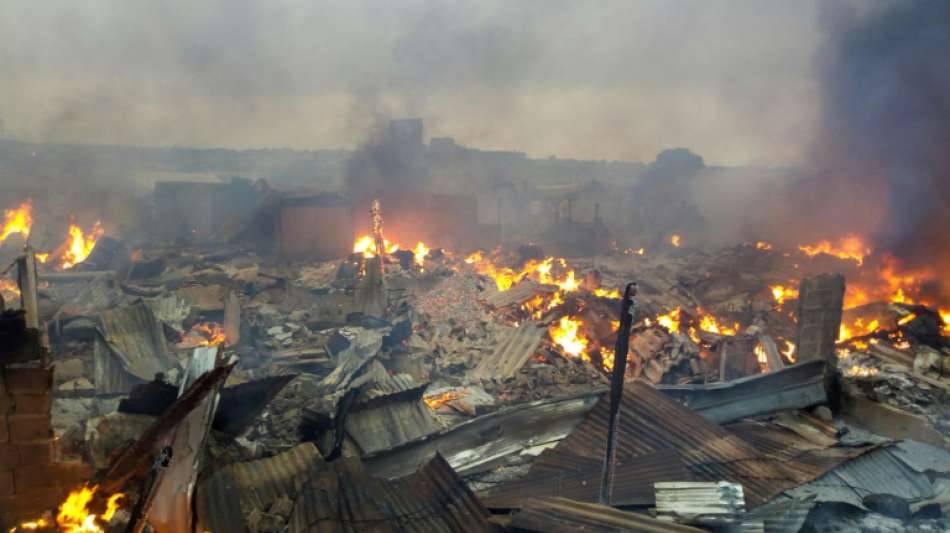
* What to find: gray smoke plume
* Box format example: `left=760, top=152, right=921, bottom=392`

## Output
left=807, top=1, right=950, bottom=297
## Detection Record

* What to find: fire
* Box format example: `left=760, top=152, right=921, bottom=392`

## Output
left=941, top=310, right=950, bottom=335
left=838, top=318, right=881, bottom=343
left=593, top=287, right=621, bottom=298
left=656, top=307, right=681, bottom=333
left=600, top=346, right=616, bottom=372
left=754, top=343, right=769, bottom=373
left=35, top=252, right=49, bottom=263
left=670, top=234, right=681, bottom=247
left=352, top=235, right=399, bottom=258
left=770, top=285, right=799, bottom=305
left=0, top=279, right=19, bottom=296
left=180, top=322, right=226, bottom=347
left=897, top=313, right=917, bottom=326
left=549, top=316, right=589, bottom=360
left=424, top=390, right=467, bottom=409
left=843, top=364, right=878, bottom=378
left=412, top=241, right=430, bottom=267
left=698, top=312, right=738, bottom=336
left=782, top=340, right=796, bottom=363
left=60, top=222, right=103, bottom=270
left=0, top=199, right=33, bottom=243
left=798, top=234, right=870, bottom=265
left=17, top=485, right=124, bottom=533
left=755, top=241, right=773, bottom=250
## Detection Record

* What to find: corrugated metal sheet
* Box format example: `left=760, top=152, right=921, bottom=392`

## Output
left=741, top=495, right=814, bottom=533
left=364, top=391, right=602, bottom=479
left=346, top=399, right=444, bottom=455
left=97, top=299, right=175, bottom=382
left=517, top=380, right=876, bottom=509
left=470, top=321, right=545, bottom=381
left=888, top=440, right=950, bottom=474
left=655, top=481, right=745, bottom=522
left=479, top=449, right=690, bottom=509
left=288, top=453, right=495, bottom=533
left=196, top=443, right=323, bottom=533
left=784, top=444, right=936, bottom=510
left=657, top=360, right=828, bottom=424
left=509, top=497, right=705, bottom=533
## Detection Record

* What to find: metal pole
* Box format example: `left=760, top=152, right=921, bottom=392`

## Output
left=599, top=282, right=638, bottom=505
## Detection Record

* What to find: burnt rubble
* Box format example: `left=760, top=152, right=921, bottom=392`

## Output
left=0, top=220, right=948, bottom=533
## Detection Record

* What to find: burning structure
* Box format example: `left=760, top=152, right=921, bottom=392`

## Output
left=0, top=2, right=949, bottom=532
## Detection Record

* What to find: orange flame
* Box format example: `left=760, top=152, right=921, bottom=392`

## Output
left=549, top=316, right=589, bottom=361
left=353, top=235, right=399, bottom=258
left=0, top=279, right=19, bottom=296
left=423, top=390, right=467, bottom=409
left=180, top=322, right=226, bottom=347
left=670, top=234, right=681, bottom=247
left=698, top=311, right=738, bottom=336
left=755, top=241, right=773, bottom=250
left=941, top=310, right=950, bottom=336
left=593, top=287, right=621, bottom=299
left=0, top=200, right=33, bottom=243
left=412, top=241, right=430, bottom=267
left=798, top=234, right=870, bottom=265
left=782, top=340, right=796, bottom=363
left=754, top=343, right=769, bottom=373
left=656, top=307, right=681, bottom=333
left=60, top=222, right=103, bottom=270
left=770, top=285, right=799, bottom=305
left=17, top=485, right=124, bottom=533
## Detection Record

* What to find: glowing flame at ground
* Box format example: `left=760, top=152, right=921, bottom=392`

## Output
left=17, top=485, right=123, bottom=533
left=755, top=241, right=773, bottom=250
left=593, top=287, right=621, bottom=298
left=656, top=308, right=681, bottom=333
left=0, top=279, right=19, bottom=296
left=843, top=364, right=878, bottom=378
left=0, top=200, right=32, bottom=243
left=698, top=312, right=739, bottom=336
left=424, top=390, right=467, bottom=409
left=412, top=241, right=430, bottom=267
left=549, top=316, right=589, bottom=360
left=941, top=310, right=950, bottom=336
left=838, top=318, right=881, bottom=343
left=754, top=343, right=769, bottom=373
left=797, top=234, right=870, bottom=265
left=670, top=234, right=681, bottom=247
left=180, top=322, right=226, bottom=347
left=60, top=222, right=103, bottom=270
left=353, top=235, right=399, bottom=258
left=770, top=285, right=798, bottom=305
left=782, top=341, right=796, bottom=363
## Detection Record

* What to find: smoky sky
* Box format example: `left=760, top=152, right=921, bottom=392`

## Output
left=0, top=0, right=820, bottom=165
left=809, top=0, right=950, bottom=292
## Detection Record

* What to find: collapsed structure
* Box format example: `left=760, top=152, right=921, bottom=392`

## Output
left=0, top=120, right=947, bottom=533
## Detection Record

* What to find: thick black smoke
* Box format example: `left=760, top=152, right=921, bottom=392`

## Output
left=812, top=1, right=950, bottom=277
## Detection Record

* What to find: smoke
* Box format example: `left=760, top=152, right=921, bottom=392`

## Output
left=0, top=0, right=820, bottom=165
left=804, top=1, right=950, bottom=297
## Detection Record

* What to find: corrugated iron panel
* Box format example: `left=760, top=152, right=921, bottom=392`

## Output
left=196, top=443, right=323, bottom=533
left=470, top=321, right=545, bottom=381
left=346, top=398, right=444, bottom=455
left=556, top=380, right=731, bottom=461
left=832, top=446, right=934, bottom=501
left=97, top=299, right=175, bottom=381
left=509, top=497, right=705, bottom=533
left=364, top=391, right=601, bottom=479
left=741, top=495, right=814, bottom=533
left=479, top=449, right=690, bottom=509
left=524, top=380, right=876, bottom=509
left=288, top=453, right=494, bottom=533
left=888, top=440, right=950, bottom=474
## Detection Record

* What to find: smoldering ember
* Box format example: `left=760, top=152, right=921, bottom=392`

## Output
left=2, top=3, right=950, bottom=533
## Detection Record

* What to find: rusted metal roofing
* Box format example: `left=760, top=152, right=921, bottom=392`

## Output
left=346, top=398, right=444, bottom=455
left=288, top=453, right=495, bottom=532
left=470, top=320, right=545, bottom=381
left=196, top=443, right=323, bottom=533
left=508, top=497, right=705, bottom=533
left=96, top=299, right=176, bottom=390
left=501, top=380, right=876, bottom=509
left=479, top=448, right=690, bottom=509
